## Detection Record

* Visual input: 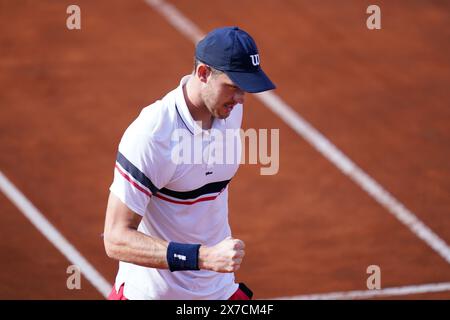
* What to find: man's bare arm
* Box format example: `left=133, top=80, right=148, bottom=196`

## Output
left=103, top=192, right=169, bottom=268
left=103, top=192, right=245, bottom=272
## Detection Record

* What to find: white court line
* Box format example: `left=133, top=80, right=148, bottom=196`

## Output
left=272, top=282, right=450, bottom=300
left=256, top=92, right=450, bottom=265
left=145, top=0, right=450, bottom=267
left=0, top=171, right=111, bottom=298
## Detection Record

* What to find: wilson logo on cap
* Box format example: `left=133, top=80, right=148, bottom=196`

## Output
left=250, top=54, right=260, bottom=66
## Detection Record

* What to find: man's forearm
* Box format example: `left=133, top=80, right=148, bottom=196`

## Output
left=104, top=227, right=244, bottom=273
left=104, top=228, right=169, bottom=269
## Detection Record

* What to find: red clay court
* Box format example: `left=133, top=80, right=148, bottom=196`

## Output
left=0, top=0, right=449, bottom=299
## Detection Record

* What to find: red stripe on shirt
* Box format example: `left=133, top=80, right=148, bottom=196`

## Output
left=155, top=193, right=218, bottom=205
left=115, top=164, right=152, bottom=198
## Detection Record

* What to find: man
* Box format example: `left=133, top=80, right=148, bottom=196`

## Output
left=103, top=26, right=275, bottom=300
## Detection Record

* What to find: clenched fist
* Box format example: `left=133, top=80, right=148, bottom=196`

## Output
left=198, top=237, right=245, bottom=273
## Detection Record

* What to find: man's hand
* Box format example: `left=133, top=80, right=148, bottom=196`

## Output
left=198, top=236, right=245, bottom=273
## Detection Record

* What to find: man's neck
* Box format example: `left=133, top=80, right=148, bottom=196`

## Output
left=183, top=77, right=213, bottom=130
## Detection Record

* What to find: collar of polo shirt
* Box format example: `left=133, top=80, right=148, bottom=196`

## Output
left=175, top=75, right=228, bottom=136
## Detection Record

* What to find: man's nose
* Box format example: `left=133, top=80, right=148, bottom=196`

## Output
left=234, top=90, right=245, bottom=104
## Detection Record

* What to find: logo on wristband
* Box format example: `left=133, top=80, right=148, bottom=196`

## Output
left=174, top=254, right=187, bottom=261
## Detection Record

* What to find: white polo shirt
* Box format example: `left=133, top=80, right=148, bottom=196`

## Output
left=109, top=75, right=243, bottom=299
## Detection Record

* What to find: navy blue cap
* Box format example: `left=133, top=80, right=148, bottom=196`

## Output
left=195, top=26, right=276, bottom=93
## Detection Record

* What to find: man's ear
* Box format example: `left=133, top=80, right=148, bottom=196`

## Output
left=197, top=64, right=211, bottom=83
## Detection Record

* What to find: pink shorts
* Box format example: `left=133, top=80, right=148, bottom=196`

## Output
left=108, top=283, right=252, bottom=300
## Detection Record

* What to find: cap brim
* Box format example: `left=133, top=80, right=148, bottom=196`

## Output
left=225, top=69, right=276, bottom=93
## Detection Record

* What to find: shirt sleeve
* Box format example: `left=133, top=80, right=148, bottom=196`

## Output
left=109, top=108, right=176, bottom=216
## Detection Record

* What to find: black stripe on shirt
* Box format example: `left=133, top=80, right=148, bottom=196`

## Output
left=159, top=179, right=231, bottom=200
left=116, top=151, right=159, bottom=195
